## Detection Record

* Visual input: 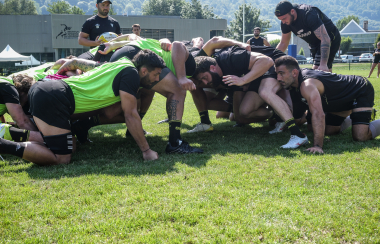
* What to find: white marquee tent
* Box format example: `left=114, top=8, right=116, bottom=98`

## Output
left=0, top=45, right=31, bottom=62
left=15, top=55, right=41, bottom=66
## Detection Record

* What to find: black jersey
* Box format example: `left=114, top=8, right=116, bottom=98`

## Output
left=281, top=4, right=339, bottom=48
left=248, top=36, right=265, bottom=46
left=250, top=46, right=286, bottom=61
left=213, top=46, right=251, bottom=77
left=298, top=68, right=370, bottom=112
left=374, top=48, right=380, bottom=63
left=81, top=15, right=121, bottom=44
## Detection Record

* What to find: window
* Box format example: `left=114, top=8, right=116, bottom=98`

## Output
left=210, top=30, right=224, bottom=39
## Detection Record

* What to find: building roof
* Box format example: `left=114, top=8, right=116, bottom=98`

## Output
left=340, top=19, right=380, bottom=35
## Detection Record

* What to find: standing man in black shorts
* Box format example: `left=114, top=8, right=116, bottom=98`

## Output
left=275, top=55, right=380, bottom=154
left=78, top=0, right=121, bottom=48
left=367, top=42, right=380, bottom=78
left=246, top=27, right=271, bottom=47
left=274, top=1, right=341, bottom=72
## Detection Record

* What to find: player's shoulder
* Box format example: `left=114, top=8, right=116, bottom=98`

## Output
left=84, top=15, right=97, bottom=22
left=107, top=16, right=119, bottom=22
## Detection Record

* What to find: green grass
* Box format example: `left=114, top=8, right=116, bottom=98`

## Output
left=1, top=63, right=380, bottom=243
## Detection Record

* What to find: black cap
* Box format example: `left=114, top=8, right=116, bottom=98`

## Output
left=97, top=0, right=112, bottom=4
left=274, top=1, right=294, bottom=17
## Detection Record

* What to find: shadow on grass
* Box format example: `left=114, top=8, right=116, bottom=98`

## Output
left=4, top=121, right=380, bottom=179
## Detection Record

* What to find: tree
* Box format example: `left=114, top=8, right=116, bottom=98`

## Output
left=142, top=0, right=216, bottom=19
left=226, top=4, right=271, bottom=42
left=299, top=47, right=305, bottom=56
left=269, top=39, right=280, bottom=48
left=181, top=0, right=217, bottom=19
left=71, top=6, right=85, bottom=15
left=47, top=0, right=72, bottom=14
left=0, top=0, right=37, bottom=15
left=340, top=36, right=352, bottom=54
left=48, top=0, right=86, bottom=15
left=336, top=15, right=360, bottom=31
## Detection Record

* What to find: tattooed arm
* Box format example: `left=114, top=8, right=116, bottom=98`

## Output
left=314, top=24, right=331, bottom=72
left=57, top=58, right=100, bottom=75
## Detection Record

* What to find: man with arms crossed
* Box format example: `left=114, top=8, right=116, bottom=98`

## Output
left=275, top=55, right=380, bottom=154
left=274, top=1, right=340, bottom=72
left=246, top=27, right=271, bottom=47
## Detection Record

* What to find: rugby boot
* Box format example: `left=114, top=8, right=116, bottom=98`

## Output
left=186, top=123, right=213, bottom=133
left=269, top=122, right=286, bottom=134
left=280, top=135, right=309, bottom=149
left=165, top=139, right=203, bottom=154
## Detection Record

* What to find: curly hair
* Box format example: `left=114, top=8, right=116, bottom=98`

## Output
left=132, top=49, right=166, bottom=71
left=193, top=56, right=217, bottom=78
left=12, top=74, right=35, bottom=94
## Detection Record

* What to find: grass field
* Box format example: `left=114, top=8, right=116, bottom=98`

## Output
left=1, top=63, right=379, bottom=243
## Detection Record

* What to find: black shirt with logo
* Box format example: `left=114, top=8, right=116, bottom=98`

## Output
left=247, top=36, right=265, bottom=46
left=297, top=68, right=369, bottom=112
left=281, top=4, right=339, bottom=48
left=0, top=83, right=19, bottom=105
left=81, top=15, right=121, bottom=42
left=250, top=46, right=286, bottom=61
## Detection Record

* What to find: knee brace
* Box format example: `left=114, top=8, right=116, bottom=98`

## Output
left=350, top=110, right=372, bottom=125
left=43, top=132, right=73, bottom=155
left=325, top=113, right=346, bottom=126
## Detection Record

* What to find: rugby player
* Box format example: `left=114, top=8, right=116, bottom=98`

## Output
left=0, top=50, right=166, bottom=165
left=274, top=1, right=341, bottom=72
left=275, top=55, right=380, bottom=153
left=246, top=27, right=271, bottom=47
left=193, top=42, right=309, bottom=148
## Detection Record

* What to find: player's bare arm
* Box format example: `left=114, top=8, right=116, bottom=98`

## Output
left=57, top=59, right=99, bottom=75
left=120, top=91, right=158, bottom=161
left=97, top=41, right=130, bottom=55
left=203, top=36, right=250, bottom=56
left=159, top=38, right=172, bottom=51
left=263, top=38, right=271, bottom=47
left=300, top=79, right=325, bottom=153
left=110, top=33, right=142, bottom=42
left=223, top=52, right=274, bottom=86
left=78, top=32, right=103, bottom=47
left=314, top=24, right=331, bottom=72
left=276, top=32, right=291, bottom=53
left=6, top=103, right=38, bottom=131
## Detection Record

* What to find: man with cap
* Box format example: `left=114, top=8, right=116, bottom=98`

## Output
left=274, top=1, right=340, bottom=72
left=246, top=27, right=271, bottom=47
left=78, top=0, right=121, bottom=48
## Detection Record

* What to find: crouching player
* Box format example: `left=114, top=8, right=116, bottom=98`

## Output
left=0, top=50, right=164, bottom=165
left=275, top=55, right=380, bottom=153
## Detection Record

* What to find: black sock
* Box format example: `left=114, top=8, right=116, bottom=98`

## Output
left=270, top=112, right=283, bottom=122
left=169, top=120, right=182, bottom=145
left=285, top=118, right=305, bottom=138
left=227, top=103, right=233, bottom=113
left=77, top=115, right=101, bottom=131
left=139, top=112, right=146, bottom=120
left=199, top=111, right=211, bottom=124
left=0, top=138, right=25, bottom=158
left=9, top=127, right=29, bottom=142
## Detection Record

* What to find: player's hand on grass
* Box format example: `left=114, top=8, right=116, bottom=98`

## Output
left=223, top=75, right=246, bottom=86
left=143, top=149, right=159, bottom=161
left=306, top=146, right=324, bottom=154
left=178, top=78, right=196, bottom=91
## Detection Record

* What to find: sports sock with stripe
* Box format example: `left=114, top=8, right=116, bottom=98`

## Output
left=0, top=138, right=25, bottom=158
left=9, top=127, right=30, bottom=142
left=199, top=111, right=211, bottom=124
left=285, top=118, right=305, bottom=138
left=169, top=120, right=182, bottom=145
